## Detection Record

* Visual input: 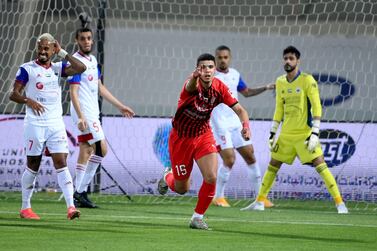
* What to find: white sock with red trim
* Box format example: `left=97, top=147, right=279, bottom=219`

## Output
left=21, top=167, right=37, bottom=210
left=77, top=155, right=102, bottom=193
left=75, top=163, right=86, bottom=190
left=57, top=167, right=74, bottom=208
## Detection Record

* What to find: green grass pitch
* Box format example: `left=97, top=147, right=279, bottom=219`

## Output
left=0, top=192, right=376, bottom=251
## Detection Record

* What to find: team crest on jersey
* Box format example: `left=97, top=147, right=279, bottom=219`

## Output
left=37, top=73, right=42, bottom=78
left=88, top=74, right=94, bottom=81
left=296, top=87, right=301, bottom=93
left=210, top=96, right=216, bottom=105
left=36, top=82, right=44, bottom=90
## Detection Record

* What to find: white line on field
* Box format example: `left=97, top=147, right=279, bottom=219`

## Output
left=0, top=210, right=376, bottom=229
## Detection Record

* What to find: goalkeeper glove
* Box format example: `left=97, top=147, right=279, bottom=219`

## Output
left=306, top=119, right=320, bottom=153
left=269, top=121, right=280, bottom=150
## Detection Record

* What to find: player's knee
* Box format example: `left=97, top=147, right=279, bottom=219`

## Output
left=244, top=154, right=256, bottom=165
left=175, top=187, right=189, bottom=195
left=223, top=156, right=235, bottom=168
left=27, top=157, right=41, bottom=171
left=53, top=158, right=67, bottom=169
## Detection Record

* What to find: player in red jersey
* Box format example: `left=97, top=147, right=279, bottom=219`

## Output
left=158, top=53, right=251, bottom=230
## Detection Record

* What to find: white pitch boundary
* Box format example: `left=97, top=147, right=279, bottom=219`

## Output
left=1, top=210, right=376, bottom=229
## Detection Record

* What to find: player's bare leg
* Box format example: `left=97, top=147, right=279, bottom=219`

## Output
left=237, top=144, right=274, bottom=208
left=313, top=156, right=348, bottom=214
left=20, top=156, right=42, bottom=220
left=190, top=153, right=218, bottom=230
left=241, top=158, right=282, bottom=211
left=213, top=148, right=234, bottom=207
left=51, top=153, right=80, bottom=219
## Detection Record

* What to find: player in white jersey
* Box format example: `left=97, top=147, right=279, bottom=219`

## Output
left=9, top=33, right=86, bottom=220
left=211, top=45, right=275, bottom=207
left=69, top=27, right=135, bottom=208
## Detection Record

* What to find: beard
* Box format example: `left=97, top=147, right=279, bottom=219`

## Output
left=284, top=63, right=296, bottom=73
left=79, top=44, right=92, bottom=54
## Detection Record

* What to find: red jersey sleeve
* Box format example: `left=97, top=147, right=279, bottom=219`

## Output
left=218, top=79, right=238, bottom=107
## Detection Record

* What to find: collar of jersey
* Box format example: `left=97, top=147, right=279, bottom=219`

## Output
left=286, top=70, right=301, bottom=83
left=34, top=59, right=51, bottom=69
left=78, top=51, right=92, bottom=61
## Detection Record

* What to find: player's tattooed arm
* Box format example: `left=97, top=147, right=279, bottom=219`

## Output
left=9, top=82, right=45, bottom=116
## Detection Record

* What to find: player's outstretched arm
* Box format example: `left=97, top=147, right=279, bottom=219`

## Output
left=69, top=84, right=88, bottom=132
left=54, top=41, right=86, bottom=76
left=240, top=83, right=275, bottom=97
left=9, top=82, right=45, bottom=116
left=185, top=66, right=203, bottom=93
left=98, top=80, right=135, bottom=118
left=231, top=103, right=251, bottom=140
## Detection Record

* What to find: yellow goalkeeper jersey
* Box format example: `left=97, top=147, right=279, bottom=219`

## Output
left=273, top=71, right=322, bottom=135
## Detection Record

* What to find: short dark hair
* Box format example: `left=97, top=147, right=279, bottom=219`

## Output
left=196, top=53, right=216, bottom=66
left=215, top=45, right=231, bottom=53
left=75, top=27, right=93, bottom=39
left=283, top=46, right=301, bottom=59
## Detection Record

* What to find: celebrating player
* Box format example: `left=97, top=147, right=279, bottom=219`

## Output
left=69, top=27, right=134, bottom=208
left=241, top=46, right=348, bottom=214
left=211, top=45, right=275, bottom=208
left=158, top=53, right=251, bottom=230
left=9, top=33, right=86, bottom=220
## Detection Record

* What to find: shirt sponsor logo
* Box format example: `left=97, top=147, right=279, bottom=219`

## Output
left=36, top=82, right=44, bottom=90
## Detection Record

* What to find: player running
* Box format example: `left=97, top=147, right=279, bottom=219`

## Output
left=158, top=53, right=251, bottom=230
left=241, top=46, right=348, bottom=214
left=211, top=45, right=275, bottom=208
left=69, top=27, right=134, bottom=208
left=10, top=33, right=86, bottom=220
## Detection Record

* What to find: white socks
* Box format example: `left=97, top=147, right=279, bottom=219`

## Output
left=215, top=165, right=231, bottom=198
left=77, top=155, right=102, bottom=193
left=21, top=167, right=37, bottom=210
left=191, top=212, right=204, bottom=220
left=57, top=167, right=74, bottom=208
left=247, top=163, right=262, bottom=197
left=75, top=163, right=86, bottom=190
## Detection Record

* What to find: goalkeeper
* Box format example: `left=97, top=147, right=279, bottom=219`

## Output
left=241, top=46, right=348, bottom=214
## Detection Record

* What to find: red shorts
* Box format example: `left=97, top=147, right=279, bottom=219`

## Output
left=168, top=128, right=217, bottom=180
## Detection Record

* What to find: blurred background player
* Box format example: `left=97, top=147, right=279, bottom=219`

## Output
left=211, top=45, right=275, bottom=208
left=152, top=122, right=172, bottom=172
left=69, top=27, right=135, bottom=208
left=9, top=33, right=86, bottom=220
left=158, top=53, right=251, bottom=230
left=241, top=46, right=348, bottom=214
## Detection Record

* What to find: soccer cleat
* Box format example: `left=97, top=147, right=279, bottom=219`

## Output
left=74, top=191, right=98, bottom=208
left=20, top=208, right=40, bottom=220
left=336, top=202, right=349, bottom=214
left=157, top=167, right=171, bottom=195
left=189, top=217, right=211, bottom=230
left=240, top=200, right=265, bottom=211
left=212, top=197, right=231, bottom=207
left=264, top=198, right=274, bottom=208
left=67, top=206, right=81, bottom=220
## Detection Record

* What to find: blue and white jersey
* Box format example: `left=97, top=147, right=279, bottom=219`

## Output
left=211, top=68, right=248, bottom=131
left=68, top=52, right=101, bottom=121
left=15, top=60, right=66, bottom=126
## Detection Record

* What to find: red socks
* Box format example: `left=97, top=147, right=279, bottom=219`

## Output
left=194, top=181, right=216, bottom=215
left=165, top=172, right=175, bottom=192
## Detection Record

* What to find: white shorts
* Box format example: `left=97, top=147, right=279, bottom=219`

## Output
left=24, top=123, right=69, bottom=156
left=73, top=117, right=105, bottom=145
left=213, top=124, right=252, bottom=151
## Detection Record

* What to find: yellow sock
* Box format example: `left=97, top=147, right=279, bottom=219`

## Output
left=256, top=165, right=279, bottom=202
left=315, top=163, right=343, bottom=205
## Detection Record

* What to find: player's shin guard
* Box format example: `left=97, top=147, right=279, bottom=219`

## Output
left=194, top=181, right=216, bottom=215
left=247, top=162, right=262, bottom=196
left=77, top=155, right=102, bottom=193
left=57, top=167, right=74, bottom=208
left=256, top=164, right=279, bottom=202
left=21, top=167, right=37, bottom=210
left=315, top=163, right=343, bottom=204
left=214, top=165, right=231, bottom=198
left=165, top=172, right=175, bottom=192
